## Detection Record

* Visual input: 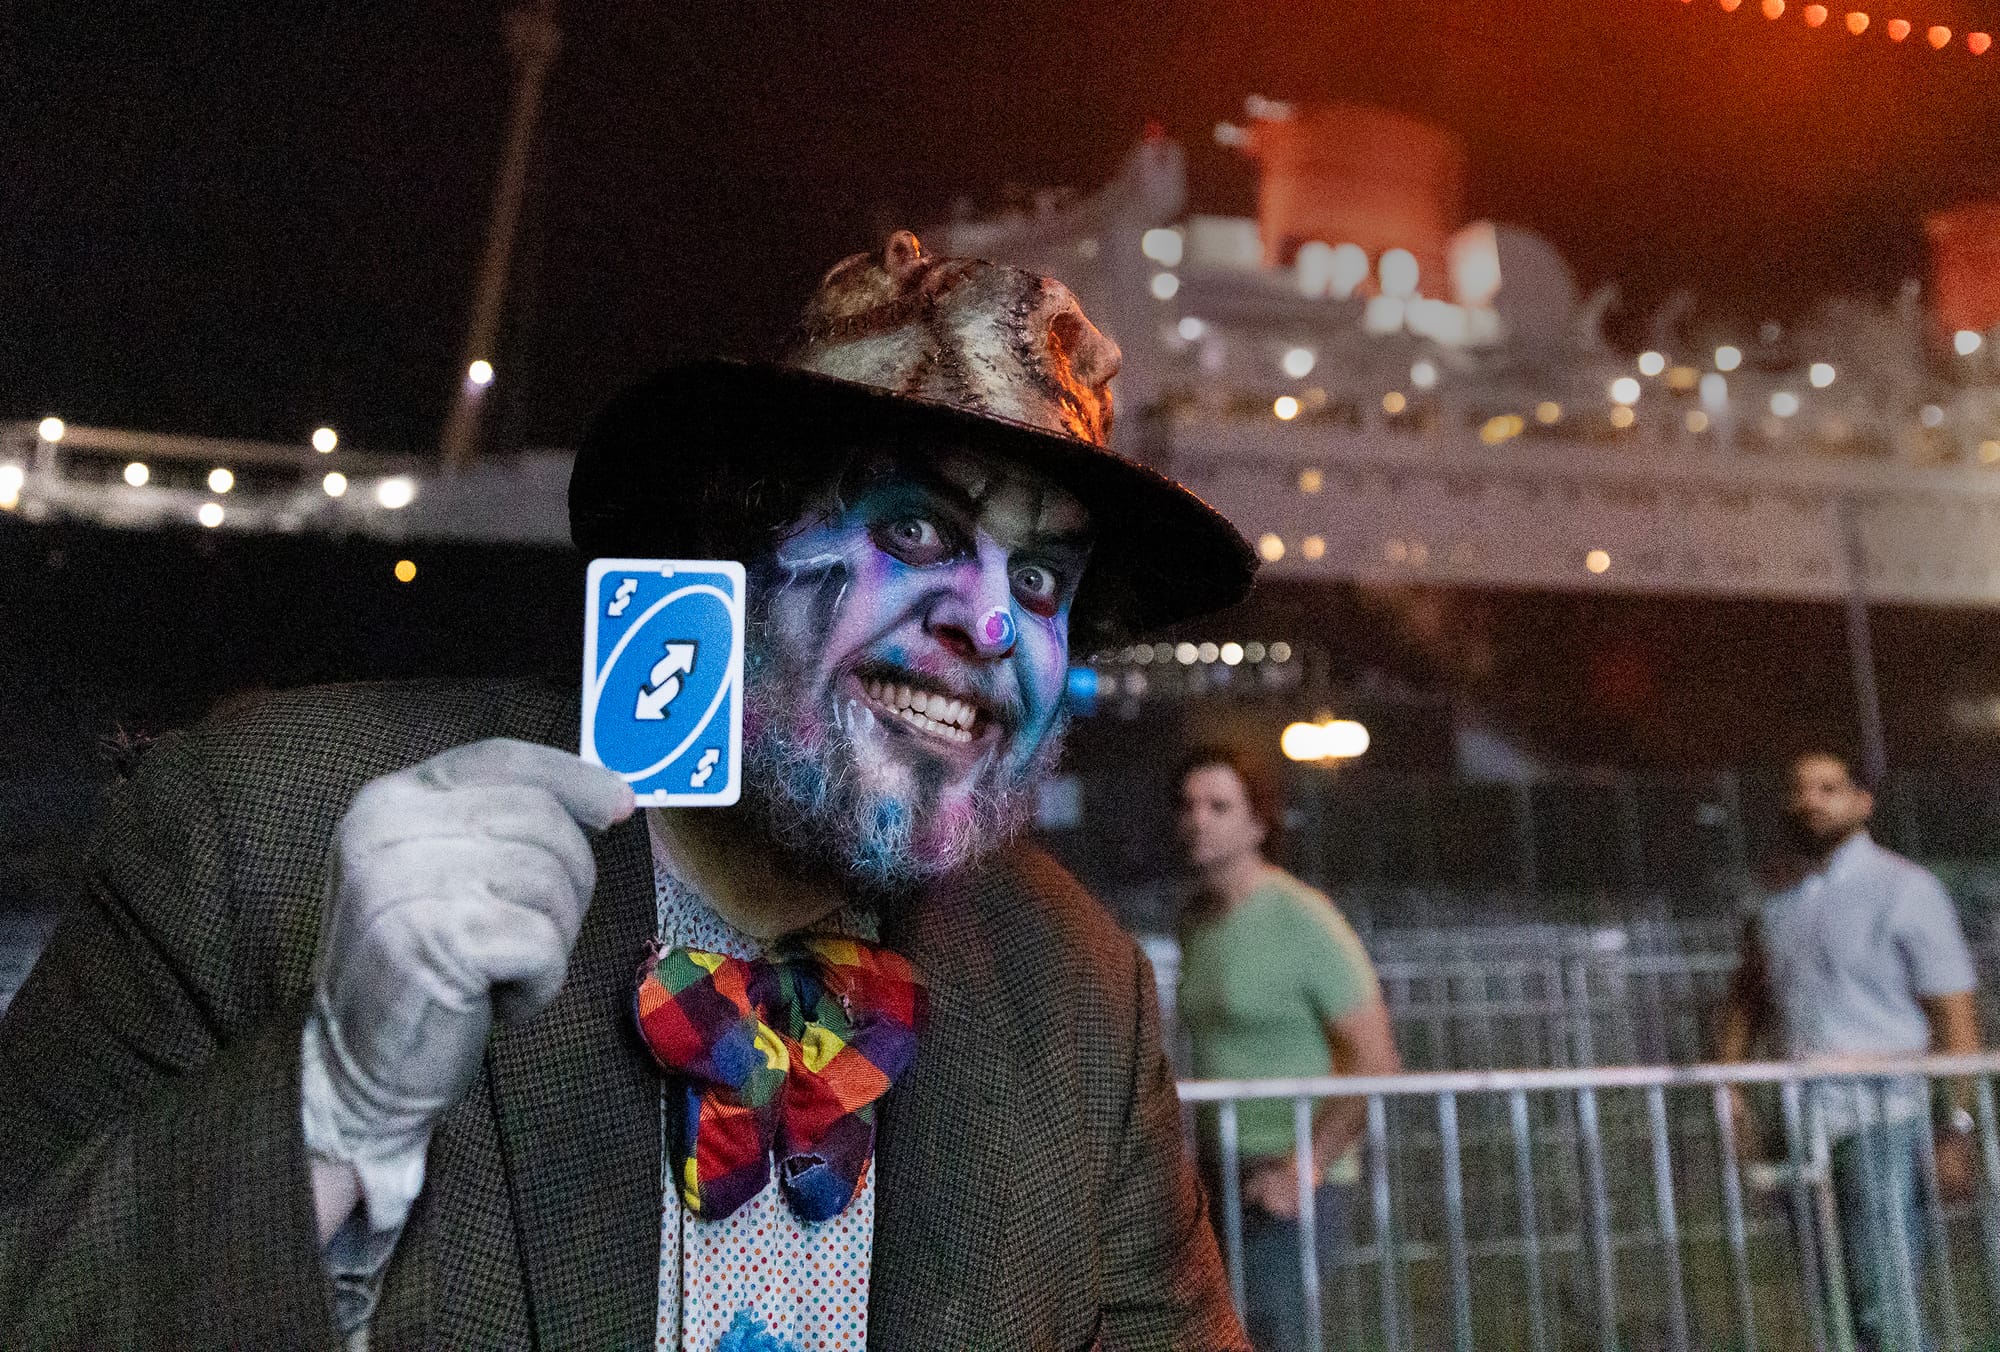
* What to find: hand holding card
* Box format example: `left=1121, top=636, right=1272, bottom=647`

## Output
left=301, top=738, right=635, bottom=1236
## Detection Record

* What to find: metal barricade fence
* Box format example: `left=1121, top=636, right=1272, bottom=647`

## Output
left=1368, top=922, right=1745, bottom=1073
left=1182, top=1053, right=2000, bottom=1352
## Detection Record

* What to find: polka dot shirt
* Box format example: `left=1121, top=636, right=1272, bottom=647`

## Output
left=649, top=814, right=878, bottom=1352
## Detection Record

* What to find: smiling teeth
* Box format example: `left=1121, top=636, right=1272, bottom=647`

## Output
left=863, top=678, right=977, bottom=743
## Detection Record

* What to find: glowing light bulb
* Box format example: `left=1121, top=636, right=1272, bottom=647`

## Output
left=1257, top=533, right=1286, bottom=561
left=1846, top=10, right=1869, bottom=33
left=1300, top=535, right=1326, bottom=560
left=1887, top=18, right=1910, bottom=40
left=1410, top=358, right=1439, bottom=389
left=1955, top=329, right=1984, bottom=355
left=1298, top=468, right=1323, bottom=493
left=1272, top=395, right=1300, bottom=421
left=207, top=467, right=234, bottom=494
left=1219, top=642, right=1244, bottom=666
left=1810, top=362, right=1836, bottom=387
left=1715, top=345, right=1743, bottom=371
left=1280, top=719, right=1367, bottom=761
left=375, top=476, right=416, bottom=510
left=1804, top=5, right=1828, bottom=24
left=1282, top=347, right=1316, bottom=378
left=1609, top=405, right=1636, bottom=429
left=1637, top=351, right=1666, bottom=376
left=1971, top=32, right=1993, bottom=53
left=312, top=426, right=338, bottom=453
left=1140, top=228, right=1183, bottom=266
left=1329, top=243, right=1369, bottom=297
left=394, top=559, right=418, bottom=584
left=1281, top=723, right=1325, bottom=762
left=1149, top=272, right=1180, bottom=301
left=1177, top=316, right=1206, bottom=342
left=1536, top=400, right=1563, bottom=423
left=197, top=502, right=225, bottom=528
left=123, top=462, right=149, bottom=487
left=322, top=471, right=349, bottom=497
left=1382, top=391, right=1407, bottom=414
left=467, top=360, right=495, bottom=386
left=37, top=417, right=65, bottom=443
left=1928, top=24, right=1950, bottom=46
left=1770, top=391, right=1800, bottom=417
left=1763, top=0, right=1784, bottom=18
left=1378, top=248, right=1419, bottom=299
left=1610, top=377, right=1641, bottom=405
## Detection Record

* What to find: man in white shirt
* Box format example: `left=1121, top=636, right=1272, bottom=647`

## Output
left=1719, top=750, right=1982, bottom=1351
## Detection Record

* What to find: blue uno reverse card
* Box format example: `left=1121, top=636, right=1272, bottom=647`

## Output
left=581, top=558, right=745, bottom=806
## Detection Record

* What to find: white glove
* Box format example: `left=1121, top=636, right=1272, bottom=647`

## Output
left=300, top=738, right=635, bottom=1232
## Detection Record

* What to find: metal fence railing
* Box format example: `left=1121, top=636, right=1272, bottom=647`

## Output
left=1182, top=1054, right=2000, bottom=1352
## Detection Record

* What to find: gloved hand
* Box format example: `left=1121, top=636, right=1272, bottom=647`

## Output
left=300, top=738, right=635, bottom=1233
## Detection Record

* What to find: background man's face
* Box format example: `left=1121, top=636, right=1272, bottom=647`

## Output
left=740, top=446, right=1090, bottom=889
left=1785, top=754, right=1873, bottom=853
left=1177, top=764, right=1268, bottom=874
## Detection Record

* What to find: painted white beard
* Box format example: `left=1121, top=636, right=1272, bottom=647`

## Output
left=740, top=658, right=1066, bottom=892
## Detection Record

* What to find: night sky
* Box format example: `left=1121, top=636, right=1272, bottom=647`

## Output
left=10, top=0, right=2000, bottom=455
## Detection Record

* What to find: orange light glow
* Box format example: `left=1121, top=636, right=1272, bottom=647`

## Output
left=1846, top=11, right=1869, bottom=33
left=1887, top=17, right=1910, bottom=39
left=1971, top=31, right=1993, bottom=52
left=1928, top=24, right=1951, bottom=45
left=1804, top=5, right=1828, bottom=25
left=1719, top=0, right=1742, bottom=10
left=1762, top=0, right=1784, bottom=16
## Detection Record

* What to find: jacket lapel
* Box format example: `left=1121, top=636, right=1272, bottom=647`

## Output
left=440, top=683, right=662, bottom=1347
left=869, top=865, right=1021, bottom=1350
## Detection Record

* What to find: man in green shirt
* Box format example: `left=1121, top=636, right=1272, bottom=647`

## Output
left=1176, top=745, right=1400, bottom=1350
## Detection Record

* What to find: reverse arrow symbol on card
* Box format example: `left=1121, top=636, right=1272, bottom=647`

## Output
left=634, top=642, right=697, bottom=720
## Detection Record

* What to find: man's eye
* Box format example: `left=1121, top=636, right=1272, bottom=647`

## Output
left=1013, top=563, right=1062, bottom=611
left=879, top=516, right=946, bottom=561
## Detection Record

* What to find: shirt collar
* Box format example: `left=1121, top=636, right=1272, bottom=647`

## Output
left=1819, top=829, right=1875, bottom=882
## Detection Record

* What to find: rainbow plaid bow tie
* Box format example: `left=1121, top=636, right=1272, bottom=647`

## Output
left=633, top=937, right=927, bottom=1222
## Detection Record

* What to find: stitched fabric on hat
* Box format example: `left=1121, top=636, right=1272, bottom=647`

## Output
left=635, top=937, right=926, bottom=1223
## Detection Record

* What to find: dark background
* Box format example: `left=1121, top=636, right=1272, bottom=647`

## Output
left=11, top=1, right=2000, bottom=453
left=12, top=3, right=2000, bottom=916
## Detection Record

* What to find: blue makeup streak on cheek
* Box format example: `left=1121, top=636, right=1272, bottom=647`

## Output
left=1007, top=604, right=1071, bottom=768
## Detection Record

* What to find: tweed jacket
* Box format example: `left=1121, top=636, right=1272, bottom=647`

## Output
left=0, top=677, right=1246, bottom=1351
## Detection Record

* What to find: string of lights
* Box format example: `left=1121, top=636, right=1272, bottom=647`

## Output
left=1673, top=0, right=1995, bottom=55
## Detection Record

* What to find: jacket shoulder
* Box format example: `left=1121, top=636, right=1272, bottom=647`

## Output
left=979, top=844, right=1141, bottom=972
left=179, top=675, right=569, bottom=787
left=970, top=845, right=1149, bottom=1041
left=88, top=676, right=573, bottom=1011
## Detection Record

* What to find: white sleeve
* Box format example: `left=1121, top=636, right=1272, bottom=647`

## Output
left=1894, top=871, right=1977, bottom=997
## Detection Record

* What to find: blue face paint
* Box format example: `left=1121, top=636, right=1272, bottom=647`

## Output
left=740, top=450, right=1090, bottom=887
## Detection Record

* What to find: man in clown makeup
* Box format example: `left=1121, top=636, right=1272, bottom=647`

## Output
left=0, top=232, right=1258, bottom=1350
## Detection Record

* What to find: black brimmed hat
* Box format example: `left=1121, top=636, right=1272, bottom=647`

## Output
left=570, top=230, right=1256, bottom=638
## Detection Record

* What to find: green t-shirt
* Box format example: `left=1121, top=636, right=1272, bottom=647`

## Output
left=1177, top=871, right=1380, bottom=1179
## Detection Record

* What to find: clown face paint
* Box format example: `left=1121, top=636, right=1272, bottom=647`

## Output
left=739, top=447, right=1091, bottom=890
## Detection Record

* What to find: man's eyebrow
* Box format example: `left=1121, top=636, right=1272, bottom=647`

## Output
left=857, top=461, right=1093, bottom=550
